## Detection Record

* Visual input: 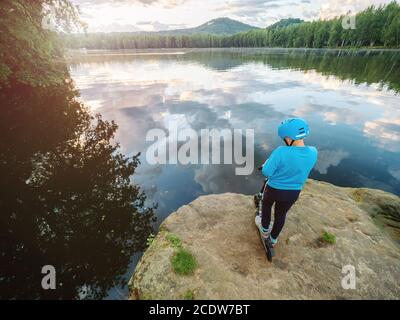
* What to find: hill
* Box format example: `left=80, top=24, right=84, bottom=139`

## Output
left=129, top=180, right=400, bottom=300
left=157, top=17, right=259, bottom=36
left=267, top=18, right=304, bottom=29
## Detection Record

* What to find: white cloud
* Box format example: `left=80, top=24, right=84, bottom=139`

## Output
left=294, top=101, right=363, bottom=125
left=213, top=0, right=301, bottom=27
left=314, top=149, right=349, bottom=175
left=315, top=0, right=393, bottom=20
left=72, top=0, right=186, bottom=8
left=364, top=118, right=400, bottom=152
left=136, top=20, right=187, bottom=31
left=194, top=164, right=260, bottom=194
left=70, top=0, right=394, bottom=32
left=87, top=22, right=142, bottom=32
left=388, top=167, right=400, bottom=181
left=71, top=0, right=217, bottom=31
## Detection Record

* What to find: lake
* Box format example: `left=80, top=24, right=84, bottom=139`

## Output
left=68, top=48, right=400, bottom=298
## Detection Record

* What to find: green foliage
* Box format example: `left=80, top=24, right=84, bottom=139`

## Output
left=322, top=231, right=336, bottom=245
left=180, top=49, right=400, bottom=93
left=267, top=18, right=304, bottom=30
left=383, top=2, right=400, bottom=46
left=166, top=232, right=197, bottom=276
left=0, top=79, right=156, bottom=299
left=0, top=0, right=85, bottom=87
left=0, top=0, right=156, bottom=299
left=146, top=233, right=156, bottom=247
left=171, top=248, right=198, bottom=275
left=166, top=233, right=182, bottom=248
left=64, top=2, right=400, bottom=49
left=183, top=289, right=195, bottom=300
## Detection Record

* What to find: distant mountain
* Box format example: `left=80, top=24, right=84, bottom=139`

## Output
left=157, top=18, right=259, bottom=36
left=267, top=18, right=304, bottom=30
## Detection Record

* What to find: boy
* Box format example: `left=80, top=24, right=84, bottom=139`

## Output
left=255, top=118, right=318, bottom=247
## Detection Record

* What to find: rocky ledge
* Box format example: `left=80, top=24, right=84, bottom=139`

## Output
left=129, top=180, right=400, bottom=300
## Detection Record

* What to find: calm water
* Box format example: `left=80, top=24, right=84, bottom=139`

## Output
left=68, top=48, right=400, bottom=298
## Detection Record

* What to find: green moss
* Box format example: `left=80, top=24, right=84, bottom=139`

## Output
left=322, top=231, right=336, bottom=245
left=171, top=248, right=197, bottom=275
left=166, top=233, right=182, bottom=248
left=183, top=289, right=195, bottom=300
left=351, top=190, right=364, bottom=203
left=140, top=291, right=153, bottom=300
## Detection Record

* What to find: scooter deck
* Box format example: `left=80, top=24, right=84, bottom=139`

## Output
left=255, top=178, right=275, bottom=262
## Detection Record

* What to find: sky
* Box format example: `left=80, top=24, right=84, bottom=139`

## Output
left=70, top=0, right=395, bottom=32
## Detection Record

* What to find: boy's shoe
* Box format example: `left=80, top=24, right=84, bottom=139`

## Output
left=255, top=215, right=272, bottom=239
left=263, top=236, right=276, bottom=261
left=269, top=236, right=278, bottom=247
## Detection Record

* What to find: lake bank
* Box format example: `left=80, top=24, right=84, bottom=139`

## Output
left=130, top=179, right=400, bottom=300
left=66, top=47, right=400, bottom=56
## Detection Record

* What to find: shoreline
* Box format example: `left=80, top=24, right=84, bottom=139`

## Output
left=66, top=47, right=400, bottom=57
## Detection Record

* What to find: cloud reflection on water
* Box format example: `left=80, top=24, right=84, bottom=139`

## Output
left=69, top=49, right=400, bottom=214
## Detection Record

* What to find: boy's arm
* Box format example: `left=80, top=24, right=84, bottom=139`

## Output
left=261, top=149, right=280, bottom=178
left=258, top=158, right=268, bottom=171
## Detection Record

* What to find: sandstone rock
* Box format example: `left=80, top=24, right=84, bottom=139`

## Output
left=129, top=180, right=400, bottom=300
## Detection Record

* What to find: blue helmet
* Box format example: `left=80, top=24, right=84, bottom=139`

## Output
left=278, top=118, right=310, bottom=141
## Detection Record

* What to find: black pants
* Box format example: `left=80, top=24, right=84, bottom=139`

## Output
left=262, top=185, right=300, bottom=240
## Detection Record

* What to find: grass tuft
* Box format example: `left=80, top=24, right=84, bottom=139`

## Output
left=166, top=233, right=182, bottom=248
left=322, top=231, right=336, bottom=244
left=171, top=248, right=197, bottom=275
left=183, top=289, right=194, bottom=300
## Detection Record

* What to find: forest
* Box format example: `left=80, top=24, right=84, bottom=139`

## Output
left=0, top=0, right=154, bottom=299
left=64, top=1, right=400, bottom=50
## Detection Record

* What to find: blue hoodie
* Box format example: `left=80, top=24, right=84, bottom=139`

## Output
left=262, top=146, right=318, bottom=190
